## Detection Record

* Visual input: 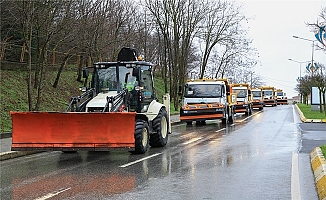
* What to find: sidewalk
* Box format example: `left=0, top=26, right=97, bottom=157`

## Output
left=295, top=105, right=326, bottom=200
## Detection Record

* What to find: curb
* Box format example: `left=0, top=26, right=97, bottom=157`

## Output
left=310, top=147, right=326, bottom=200
left=295, top=104, right=326, bottom=123
left=0, top=151, right=39, bottom=161
left=0, top=132, right=12, bottom=139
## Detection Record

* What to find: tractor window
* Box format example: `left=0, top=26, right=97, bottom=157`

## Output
left=141, top=69, right=153, bottom=98
left=95, top=66, right=130, bottom=93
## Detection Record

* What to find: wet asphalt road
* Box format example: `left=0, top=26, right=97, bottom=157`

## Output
left=1, top=105, right=325, bottom=200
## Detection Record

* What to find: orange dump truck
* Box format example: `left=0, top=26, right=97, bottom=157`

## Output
left=275, top=89, right=288, bottom=105
left=10, top=47, right=171, bottom=154
left=260, top=86, right=277, bottom=107
left=179, top=78, right=236, bottom=125
left=231, top=83, right=253, bottom=115
left=251, top=88, right=264, bottom=110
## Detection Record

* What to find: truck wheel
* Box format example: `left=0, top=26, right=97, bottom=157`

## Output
left=249, top=105, right=253, bottom=115
left=150, top=108, right=169, bottom=147
left=133, top=120, right=149, bottom=154
left=222, top=111, right=228, bottom=124
left=245, top=109, right=249, bottom=116
left=228, top=108, right=234, bottom=124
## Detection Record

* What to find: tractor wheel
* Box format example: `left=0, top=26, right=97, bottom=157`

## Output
left=150, top=108, right=169, bottom=147
left=133, top=120, right=149, bottom=154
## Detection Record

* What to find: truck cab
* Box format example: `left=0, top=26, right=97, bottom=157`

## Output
left=180, top=78, right=236, bottom=125
left=231, top=83, right=253, bottom=115
left=260, top=86, right=277, bottom=107
left=251, top=88, right=264, bottom=110
left=275, top=89, right=288, bottom=105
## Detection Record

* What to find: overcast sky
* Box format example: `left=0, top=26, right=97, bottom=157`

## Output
left=237, top=0, right=326, bottom=98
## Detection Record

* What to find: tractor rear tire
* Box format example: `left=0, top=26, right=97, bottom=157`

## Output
left=150, top=108, right=169, bottom=147
left=133, top=120, right=149, bottom=154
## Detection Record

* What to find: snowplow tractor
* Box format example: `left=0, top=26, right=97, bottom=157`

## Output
left=11, top=47, right=171, bottom=154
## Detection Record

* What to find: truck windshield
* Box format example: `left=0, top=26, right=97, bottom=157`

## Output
left=277, top=92, right=284, bottom=96
left=233, top=89, right=247, bottom=98
left=184, top=84, right=223, bottom=98
left=252, top=91, right=262, bottom=97
left=263, top=90, right=273, bottom=96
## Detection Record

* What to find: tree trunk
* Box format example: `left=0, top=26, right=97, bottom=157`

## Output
left=319, top=89, right=322, bottom=113
left=77, top=54, right=83, bottom=82
left=53, top=54, right=71, bottom=88
left=34, top=43, right=48, bottom=111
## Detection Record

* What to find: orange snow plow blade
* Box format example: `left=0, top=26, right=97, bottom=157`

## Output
left=10, top=111, right=136, bottom=151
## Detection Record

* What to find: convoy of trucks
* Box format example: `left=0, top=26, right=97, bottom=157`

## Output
left=9, top=47, right=289, bottom=154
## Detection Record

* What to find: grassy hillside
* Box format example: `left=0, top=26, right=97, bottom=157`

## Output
left=1, top=67, right=176, bottom=132
left=1, top=67, right=84, bottom=132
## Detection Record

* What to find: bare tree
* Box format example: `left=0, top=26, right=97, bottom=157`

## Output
left=197, top=0, right=247, bottom=78
left=146, top=0, right=206, bottom=110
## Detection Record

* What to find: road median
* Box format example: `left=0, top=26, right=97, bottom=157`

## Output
left=310, top=147, right=326, bottom=200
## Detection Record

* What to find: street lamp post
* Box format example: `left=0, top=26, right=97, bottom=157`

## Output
left=288, top=59, right=310, bottom=103
left=288, top=59, right=310, bottom=80
left=293, top=36, right=316, bottom=73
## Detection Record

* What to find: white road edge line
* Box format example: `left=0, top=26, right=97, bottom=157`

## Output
left=34, top=187, right=71, bottom=200
left=119, top=153, right=163, bottom=168
left=291, top=105, right=302, bottom=200
left=291, top=152, right=301, bottom=200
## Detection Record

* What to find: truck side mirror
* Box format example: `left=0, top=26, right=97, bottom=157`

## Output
left=226, top=85, right=230, bottom=95
left=178, top=85, right=183, bottom=96
left=82, top=68, right=89, bottom=78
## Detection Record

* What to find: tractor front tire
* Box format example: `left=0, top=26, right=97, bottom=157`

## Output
left=133, top=120, right=149, bottom=154
left=150, top=108, right=169, bottom=147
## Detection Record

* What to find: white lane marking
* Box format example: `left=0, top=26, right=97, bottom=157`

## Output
left=182, top=137, right=202, bottom=145
left=236, top=110, right=263, bottom=123
left=119, top=153, right=163, bottom=168
left=34, top=187, right=71, bottom=200
left=215, top=128, right=226, bottom=133
left=291, top=152, right=302, bottom=200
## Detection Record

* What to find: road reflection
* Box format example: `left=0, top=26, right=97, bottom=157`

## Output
left=9, top=112, right=255, bottom=199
